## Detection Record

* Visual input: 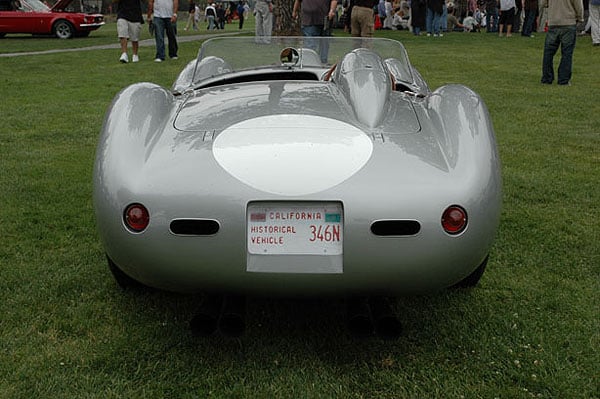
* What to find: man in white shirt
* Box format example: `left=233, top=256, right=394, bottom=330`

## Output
left=147, top=0, right=179, bottom=62
left=205, top=3, right=217, bottom=30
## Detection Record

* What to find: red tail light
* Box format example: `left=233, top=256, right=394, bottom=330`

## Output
left=441, top=205, right=467, bottom=234
left=124, top=203, right=149, bottom=232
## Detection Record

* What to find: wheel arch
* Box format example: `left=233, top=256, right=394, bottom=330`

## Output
left=422, top=84, right=502, bottom=280
left=52, top=18, right=75, bottom=39
left=93, top=83, right=174, bottom=248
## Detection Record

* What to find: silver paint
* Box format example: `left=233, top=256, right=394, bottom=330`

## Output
left=94, top=37, right=501, bottom=296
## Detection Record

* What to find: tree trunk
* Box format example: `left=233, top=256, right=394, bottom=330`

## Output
left=273, top=0, right=301, bottom=35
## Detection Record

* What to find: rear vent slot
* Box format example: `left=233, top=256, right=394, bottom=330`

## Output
left=371, top=220, right=421, bottom=236
left=170, top=219, right=220, bottom=236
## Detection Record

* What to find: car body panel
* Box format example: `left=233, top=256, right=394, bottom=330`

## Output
left=0, top=0, right=104, bottom=38
left=94, top=37, right=501, bottom=296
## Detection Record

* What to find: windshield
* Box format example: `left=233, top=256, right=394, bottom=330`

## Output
left=21, top=0, right=50, bottom=11
left=191, top=37, right=414, bottom=85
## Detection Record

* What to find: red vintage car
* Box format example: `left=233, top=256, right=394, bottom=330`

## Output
left=0, top=0, right=104, bottom=39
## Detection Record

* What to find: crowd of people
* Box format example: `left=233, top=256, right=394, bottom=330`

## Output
left=202, top=1, right=250, bottom=30
left=336, top=0, right=581, bottom=37
left=115, top=0, right=592, bottom=84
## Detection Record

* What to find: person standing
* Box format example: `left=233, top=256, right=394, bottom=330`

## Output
left=184, top=0, right=196, bottom=30
left=116, top=0, right=144, bottom=63
left=498, top=0, right=516, bottom=36
left=521, top=0, right=538, bottom=36
left=590, top=0, right=600, bottom=45
left=484, top=0, right=498, bottom=32
left=254, top=0, right=273, bottom=42
left=513, top=0, right=522, bottom=32
left=541, top=0, right=584, bottom=84
left=538, top=0, right=549, bottom=31
left=194, top=2, right=200, bottom=26
left=427, top=0, right=444, bottom=36
left=383, top=0, right=393, bottom=28
left=216, top=3, right=226, bottom=29
left=410, top=0, right=427, bottom=34
left=292, top=0, right=337, bottom=63
left=377, top=0, right=387, bottom=27
left=237, top=1, right=245, bottom=29
left=147, top=0, right=179, bottom=62
left=205, top=3, right=217, bottom=30
left=348, top=0, right=378, bottom=37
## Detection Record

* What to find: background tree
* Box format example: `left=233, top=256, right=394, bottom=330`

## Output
left=273, top=0, right=301, bottom=35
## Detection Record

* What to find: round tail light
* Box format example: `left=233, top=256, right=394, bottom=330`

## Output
left=124, top=203, right=149, bottom=232
left=441, top=205, right=467, bottom=235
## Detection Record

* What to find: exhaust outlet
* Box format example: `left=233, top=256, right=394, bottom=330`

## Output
left=346, top=297, right=374, bottom=337
left=370, top=296, right=402, bottom=339
left=219, top=295, right=246, bottom=337
left=190, top=294, right=223, bottom=336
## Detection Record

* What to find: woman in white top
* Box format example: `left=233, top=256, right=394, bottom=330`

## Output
left=498, top=0, right=516, bottom=36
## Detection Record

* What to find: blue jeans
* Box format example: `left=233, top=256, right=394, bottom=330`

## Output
left=206, top=15, right=216, bottom=30
left=302, top=25, right=330, bottom=64
left=426, top=8, right=442, bottom=34
left=432, top=12, right=442, bottom=34
left=433, top=12, right=442, bottom=34
left=426, top=8, right=432, bottom=33
left=441, top=4, right=447, bottom=31
left=541, top=25, right=577, bottom=85
left=153, top=17, right=178, bottom=60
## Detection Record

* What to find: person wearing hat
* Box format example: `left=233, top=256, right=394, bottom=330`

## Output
left=446, top=3, right=465, bottom=30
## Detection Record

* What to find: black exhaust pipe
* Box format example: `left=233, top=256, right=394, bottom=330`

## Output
left=219, top=295, right=246, bottom=337
left=190, top=294, right=223, bottom=336
left=346, top=297, right=374, bottom=337
left=370, top=296, right=402, bottom=339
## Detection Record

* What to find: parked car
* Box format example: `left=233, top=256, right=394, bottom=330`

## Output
left=0, top=0, right=104, bottom=39
left=94, top=37, right=501, bottom=336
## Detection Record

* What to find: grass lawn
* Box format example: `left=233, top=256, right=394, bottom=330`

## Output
left=0, top=20, right=598, bottom=398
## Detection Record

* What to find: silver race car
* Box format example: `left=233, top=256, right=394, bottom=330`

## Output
left=94, top=37, right=501, bottom=335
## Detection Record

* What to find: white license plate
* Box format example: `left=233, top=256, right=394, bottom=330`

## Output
left=247, top=202, right=343, bottom=255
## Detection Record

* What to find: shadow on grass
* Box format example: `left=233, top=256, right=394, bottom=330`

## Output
left=104, top=280, right=491, bottom=359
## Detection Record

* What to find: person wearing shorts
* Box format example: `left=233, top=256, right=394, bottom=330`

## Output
left=117, top=0, right=144, bottom=63
left=498, top=0, right=516, bottom=36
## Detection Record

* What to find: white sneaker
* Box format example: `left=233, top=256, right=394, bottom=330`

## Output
left=132, top=54, right=139, bottom=63
left=154, top=58, right=163, bottom=63
left=171, top=56, right=179, bottom=60
left=119, top=52, right=128, bottom=63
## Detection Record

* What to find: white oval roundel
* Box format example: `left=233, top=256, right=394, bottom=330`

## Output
left=213, top=115, right=373, bottom=196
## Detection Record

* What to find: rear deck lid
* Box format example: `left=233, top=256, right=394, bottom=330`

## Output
left=174, top=81, right=420, bottom=134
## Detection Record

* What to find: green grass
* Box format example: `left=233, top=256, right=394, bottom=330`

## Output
left=1, top=22, right=599, bottom=398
